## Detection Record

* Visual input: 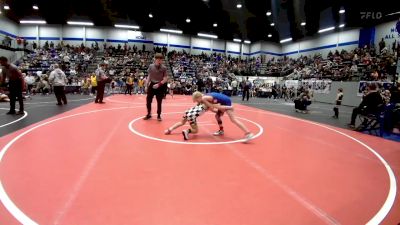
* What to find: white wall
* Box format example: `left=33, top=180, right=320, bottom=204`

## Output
left=249, top=42, right=281, bottom=59
left=250, top=42, right=262, bottom=58
left=151, top=32, right=167, bottom=45
left=336, top=29, right=360, bottom=52
left=261, top=42, right=282, bottom=60
left=62, top=26, right=84, bottom=46
left=313, top=81, right=361, bottom=107
left=191, top=37, right=212, bottom=55
left=85, top=27, right=105, bottom=48
left=101, top=28, right=126, bottom=48
left=168, top=34, right=190, bottom=52
left=282, top=42, right=299, bottom=58
left=226, top=41, right=241, bottom=58
left=375, top=20, right=400, bottom=52
left=39, top=25, right=61, bottom=46
left=242, top=44, right=250, bottom=58
left=1, top=21, right=369, bottom=62
left=19, top=25, right=37, bottom=39
left=282, top=28, right=360, bottom=58
left=127, top=31, right=153, bottom=50
left=86, top=27, right=104, bottom=39
left=0, top=18, right=25, bottom=61
left=0, top=16, right=18, bottom=39
left=212, top=39, right=225, bottom=53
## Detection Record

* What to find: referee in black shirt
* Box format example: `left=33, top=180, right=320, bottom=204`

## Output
left=144, top=53, right=168, bottom=121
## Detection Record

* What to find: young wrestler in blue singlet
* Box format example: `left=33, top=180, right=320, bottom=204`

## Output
left=193, top=91, right=254, bottom=142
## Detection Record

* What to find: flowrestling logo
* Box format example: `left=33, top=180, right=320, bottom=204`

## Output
left=360, top=11, right=382, bottom=20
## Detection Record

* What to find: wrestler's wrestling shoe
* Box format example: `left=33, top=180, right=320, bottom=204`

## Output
left=213, top=130, right=224, bottom=136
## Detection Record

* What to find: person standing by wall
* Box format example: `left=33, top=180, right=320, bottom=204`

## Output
left=125, top=74, right=133, bottom=95
left=242, top=77, right=251, bottom=101
left=95, top=63, right=108, bottom=104
left=138, top=77, right=145, bottom=94
left=133, top=71, right=139, bottom=94
left=231, top=79, right=238, bottom=96
left=49, top=64, right=68, bottom=105
left=332, top=88, right=344, bottom=119
left=143, top=53, right=168, bottom=121
left=0, top=56, right=24, bottom=115
left=90, top=73, right=97, bottom=96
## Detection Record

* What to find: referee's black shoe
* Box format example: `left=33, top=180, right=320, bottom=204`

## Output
left=143, top=115, right=152, bottom=120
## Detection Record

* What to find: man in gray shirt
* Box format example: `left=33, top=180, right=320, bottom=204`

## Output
left=95, top=63, right=108, bottom=104
left=144, top=53, right=168, bottom=121
left=49, top=64, right=68, bottom=105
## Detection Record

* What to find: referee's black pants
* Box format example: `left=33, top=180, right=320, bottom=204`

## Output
left=146, top=82, right=166, bottom=117
left=54, top=86, right=67, bottom=105
left=8, top=80, right=24, bottom=113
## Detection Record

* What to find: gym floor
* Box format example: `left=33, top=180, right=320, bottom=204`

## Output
left=0, top=94, right=399, bottom=225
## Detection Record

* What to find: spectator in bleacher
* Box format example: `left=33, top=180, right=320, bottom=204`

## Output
left=196, top=77, right=205, bottom=92
left=63, top=54, right=70, bottom=63
left=49, top=64, right=68, bottom=105
left=390, top=82, right=400, bottom=104
left=379, top=38, right=385, bottom=53
left=2, top=36, right=12, bottom=47
left=382, top=90, right=391, bottom=105
left=40, top=76, right=51, bottom=95
left=184, top=83, right=192, bottom=95
left=348, top=83, right=384, bottom=129
left=143, top=53, right=168, bottom=121
left=43, top=41, right=49, bottom=50
left=24, top=73, right=35, bottom=95
left=0, top=56, right=24, bottom=115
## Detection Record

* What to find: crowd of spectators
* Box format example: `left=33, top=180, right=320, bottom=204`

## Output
left=3, top=42, right=155, bottom=96
left=283, top=43, right=399, bottom=82
left=12, top=42, right=95, bottom=95
left=167, top=51, right=260, bottom=95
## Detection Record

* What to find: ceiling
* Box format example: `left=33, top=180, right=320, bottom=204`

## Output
left=1, top=0, right=399, bottom=43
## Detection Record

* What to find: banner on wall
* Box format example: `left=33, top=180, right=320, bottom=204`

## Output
left=301, top=79, right=332, bottom=94
left=357, top=81, right=395, bottom=96
left=284, top=80, right=299, bottom=89
left=254, top=79, right=275, bottom=92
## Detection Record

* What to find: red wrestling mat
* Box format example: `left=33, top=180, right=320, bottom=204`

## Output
left=0, top=95, right=399, bottom=225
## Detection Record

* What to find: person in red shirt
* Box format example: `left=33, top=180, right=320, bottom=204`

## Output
left=0, top=56, right=24, bottom=115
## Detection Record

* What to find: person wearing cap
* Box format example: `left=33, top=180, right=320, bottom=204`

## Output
left=0, top=56, right=24, bottom=115
left=95, top=63, right=108, bottom=104
left=143, top=53, right=168, bottom=121
left=49, top=64, right=68, bottom=105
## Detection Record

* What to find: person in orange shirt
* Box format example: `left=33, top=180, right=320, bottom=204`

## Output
left=125, top=75, right=133, bottom=95
left=138, top=77, right=145, bottom=94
